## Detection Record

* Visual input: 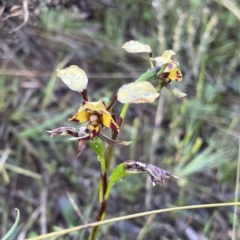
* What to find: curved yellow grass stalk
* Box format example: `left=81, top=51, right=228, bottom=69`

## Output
left=26, top=202, right=240, bottom=240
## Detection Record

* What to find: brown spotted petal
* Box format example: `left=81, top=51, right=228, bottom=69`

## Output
left=124, top=160, right=147, bottom=173
left=123, top=160, right=178, bottom=186
left=98, top=133, right=131, bottom=148
left=146, top=164, right=178, bottom=186
left=47, top=127, right=78, bottom=137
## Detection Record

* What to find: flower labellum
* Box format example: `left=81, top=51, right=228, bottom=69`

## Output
left=47, top=126, right=90, bottom=157
left=69, top=100, right=119, bottom=139
left=47, top=125, right=130, bottom=157
left=161, top=68, right=182, bottom=82
left=151, top=50, right=183, bottom=83
left=47, top=127, right=79, bottom=138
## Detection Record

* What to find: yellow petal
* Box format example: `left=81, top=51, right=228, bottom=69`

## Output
left=122, top=40, right=152, bottom=53
left=161, top=50, right=176, bottom=60
left=101, top=112, right=119, bottom=132
left=68, top=110, right=91, bottom=122
left=117, top=82, right=160, bottom=104
left=150, top=57, right=171, bottom=67
left=57, top=65, right=88, bottom=92
left=164, top=61, right=179, bottom=72
left=162, top=68, right=182, bottom=82
left=78, top=101, right=107, bottom=113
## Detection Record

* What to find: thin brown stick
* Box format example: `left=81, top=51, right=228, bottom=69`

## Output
left=10, top=0, right=29, bottom=33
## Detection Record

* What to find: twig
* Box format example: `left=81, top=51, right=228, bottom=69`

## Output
left=10, top=0, right=29, bottom=33
left=17, top=206, right=42, bottom=240
left=40, top=188, right=47, bottom=236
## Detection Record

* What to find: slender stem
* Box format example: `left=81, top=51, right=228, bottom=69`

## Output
left=89, top=198, right=108, bottom=239
left=26, top=202, right=240, bottom=240
left=136, top=66, right=161, bottom=82
left=98, top=173, right=106, bottom=203
left=98, top=157, right=107, bottom=204
left=104, top=181, right=113, bottom=201
left=90, top=66, right=163, bottom=240
left=90, top=169, right=108, bottom=240
left=90, top=103, right=130, bottom=239
left=107, top=95, right=117, bottom=110
left=149, top=58, right=154, bottom=68
left=118, top=104, right=129, bottom=127
left=81, top=88, right=88, bottom=101
left=105, top=143, right=115, bottom=171
left=105, top=103, right=130, bottom=170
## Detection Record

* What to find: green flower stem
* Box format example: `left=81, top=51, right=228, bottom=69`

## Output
left=105, top=102, right=129, bottom=170
left=104, top=145, right=114, bottom=172
left=104, top=180, right=115, bottom=201
left=136, top=66, right=161, bottom=82
left=119, top=103, right=129, bottom=127
left=90, top=102, right=131, bottom=240
left=89, top=210, right=107, bottom=240
left=88, top=141, right=107, bottom=203
left=104, top=186, right=111, bottom=201
left=99, top=158, right=107, bottom=205
left=155, top=79, right=167, bottom=92
left=89, top=198, right=107, bottom=240
left=99, top=179, right=103, bottom=203
left=99, top=157, right=106, bottom=173
left=90, top=66, right=163, bottom=240
left=100, top=171, right=108, bottom=204
left=149, top=59, right=154, bottom=68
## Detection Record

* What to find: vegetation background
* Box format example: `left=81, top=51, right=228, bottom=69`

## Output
left=1, top=0, right=240, bottom=239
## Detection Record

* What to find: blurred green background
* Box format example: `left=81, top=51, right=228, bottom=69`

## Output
left=1, top=0, right=240, bottom=239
